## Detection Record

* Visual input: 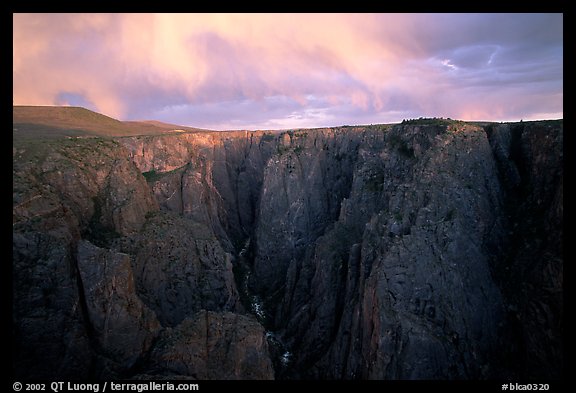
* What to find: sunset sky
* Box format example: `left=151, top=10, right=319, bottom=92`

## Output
left=13, top=13, right=563, bottom=130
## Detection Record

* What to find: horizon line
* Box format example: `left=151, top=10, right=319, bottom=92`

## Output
left=12, top=104, right=564, bottom=133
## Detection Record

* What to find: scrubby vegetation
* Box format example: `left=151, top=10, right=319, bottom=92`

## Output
left=401, top=117, right=461, bottom=126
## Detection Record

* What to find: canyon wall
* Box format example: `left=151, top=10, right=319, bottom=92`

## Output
left=12, top=120, right=562, bottom=379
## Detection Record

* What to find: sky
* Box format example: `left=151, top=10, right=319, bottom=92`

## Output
left=13, top=13, right=563, bottom=130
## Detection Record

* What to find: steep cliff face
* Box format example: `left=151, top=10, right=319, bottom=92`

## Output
left=116, top=120, right=564, bottom=380
left=76, top=240, right=161, bottom=377
left=253, top=124, right=509, bottom=379
left=13, top=138, right=159, bottom=378
left=13, top=119, right=562, bottom=380
left=12, top=136, right=274, bottom=379
left=119, top=131, right=277, bottom=251
left=251, top=129, right=360, bottom=305
left=117, top=212, right=241, bottom=327
left=485, top=122, right=563, bottom=379
left=146, top=310, right=274, bottom=380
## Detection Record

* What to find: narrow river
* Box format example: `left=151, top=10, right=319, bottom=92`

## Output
left=233, top=237, right=293, bottom=376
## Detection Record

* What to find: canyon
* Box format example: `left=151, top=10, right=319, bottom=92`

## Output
left=12, top=108, right=563, bottom=380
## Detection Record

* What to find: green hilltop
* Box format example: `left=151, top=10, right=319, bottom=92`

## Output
left=13, top=105, right=203, bottom=141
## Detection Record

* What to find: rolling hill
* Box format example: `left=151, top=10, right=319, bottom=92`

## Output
left=13, top=105, right=206, bottom=140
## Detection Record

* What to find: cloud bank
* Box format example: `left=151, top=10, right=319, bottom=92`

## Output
left=13, top=13, right=563, bottom=130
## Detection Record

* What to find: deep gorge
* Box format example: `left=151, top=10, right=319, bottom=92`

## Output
left=12, top=120, right=562, bottom=380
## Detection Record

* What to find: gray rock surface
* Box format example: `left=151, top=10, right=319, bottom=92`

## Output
left=13, top=137, right=158, bottom=378
left=76, top=240, right=161, bottom=375
left=117, top=212, right=241, bottom=327
left=147, top=310, right=274, bottom=380
left=118, top=131, right=276, bottom=251
left=257, top=124, right=509, bottom=379
left=251, top=129, right=359, bottom=303
left=12, top=230, right=92, bottom=379
left=13, top=120, right=562, bottom=380
left=486, top=122, right=563, bottom=379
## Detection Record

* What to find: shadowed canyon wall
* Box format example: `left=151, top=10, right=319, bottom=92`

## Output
left=12, top=120, right=562, bottom=380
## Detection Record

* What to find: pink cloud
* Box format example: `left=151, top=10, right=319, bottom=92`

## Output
left=13, top=13, right=563, bottom=128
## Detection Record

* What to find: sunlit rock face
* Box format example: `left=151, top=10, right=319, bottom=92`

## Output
left=13, top=119, right=562, bottom=380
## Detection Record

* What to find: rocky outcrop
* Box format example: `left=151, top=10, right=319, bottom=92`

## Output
left=256, top=124, right=509, bottom=379
left=118, top=131, right=277, bottom=250
left=485, top=121, right=563, bottom=379
left=117, top=212, right=241, bottom=327
left=12, top=229, right=92, bottom=379
left=76, top=240, right=161, bottom=376
left=147, top=310, right=274, bottom=380
left=13, top=138, right=158, bottom=246
left=251, top=129, right=359, bottom=305
left=13, top=135, right=275, bottom=379
left=13, top=119, right=562, bottom=380
left=13, top=137, right=158, bottom=378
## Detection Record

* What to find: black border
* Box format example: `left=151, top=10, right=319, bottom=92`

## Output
left=8, top=5, right=568, bottom=390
